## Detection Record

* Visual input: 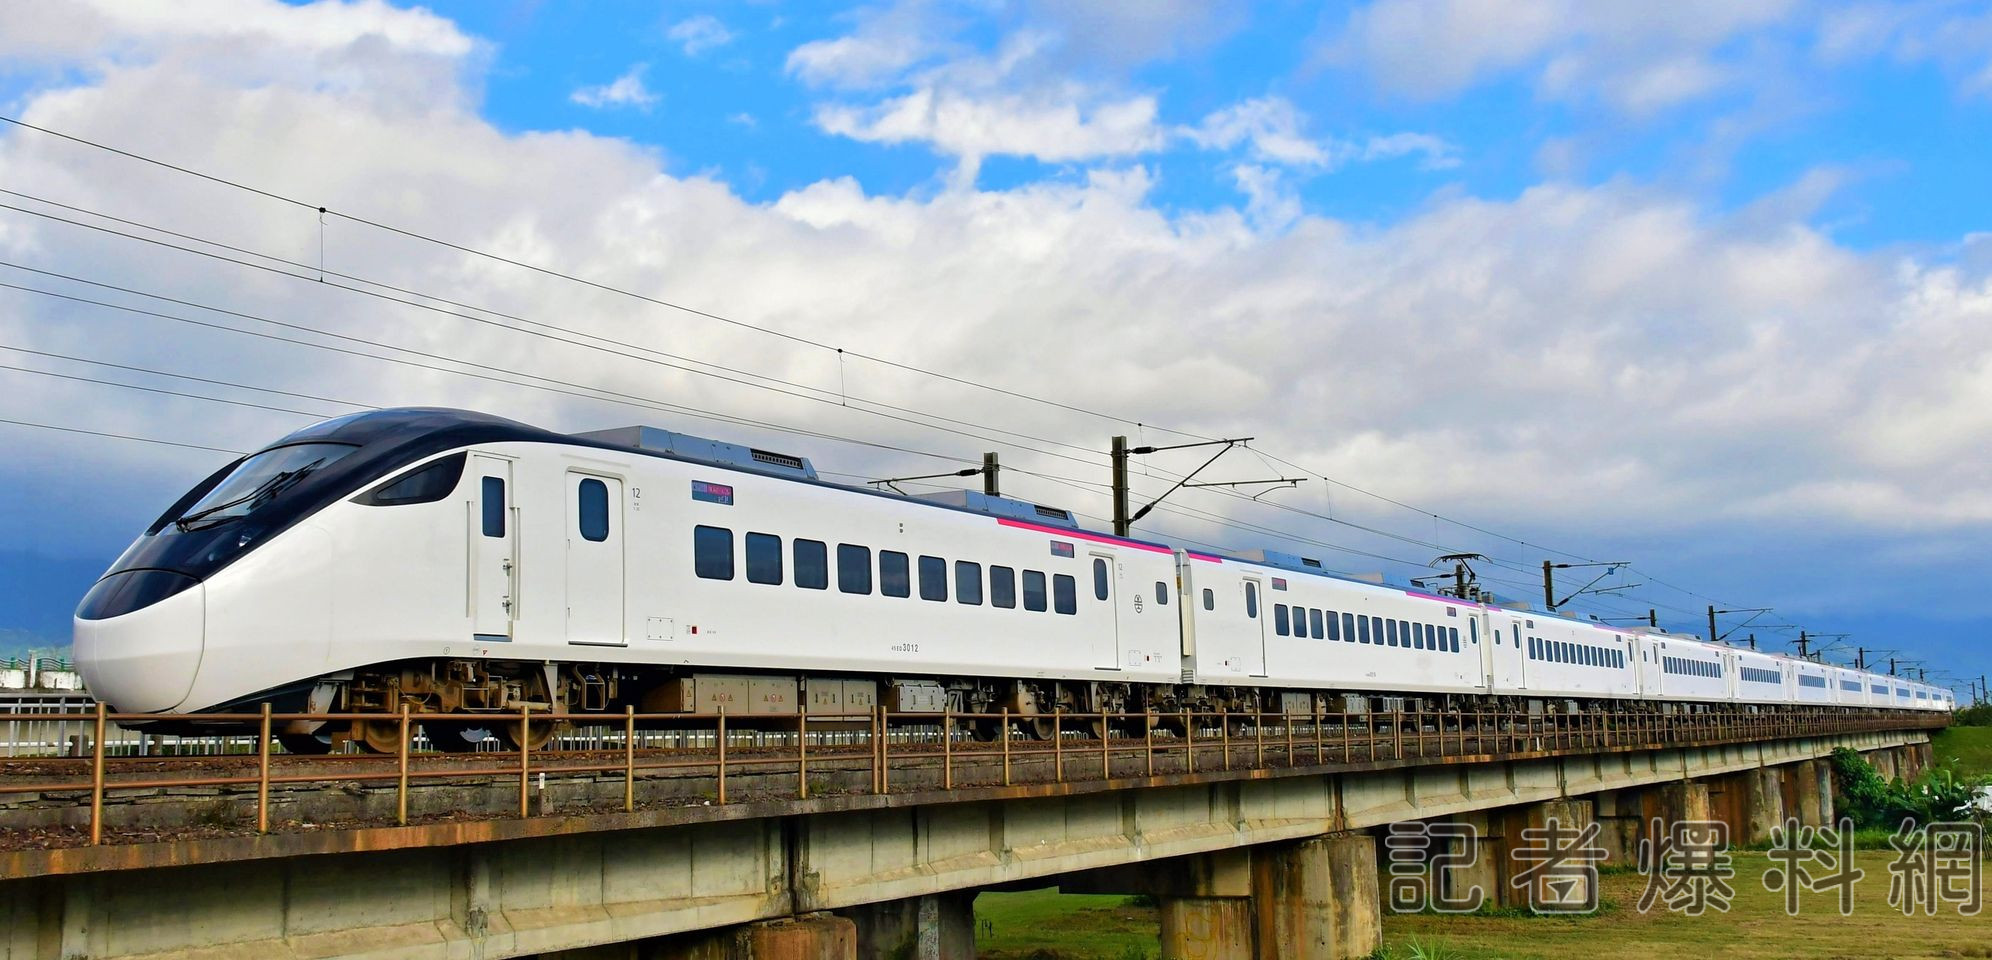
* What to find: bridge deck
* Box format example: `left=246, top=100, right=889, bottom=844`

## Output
left=0, top=705, right=1942, bottom=879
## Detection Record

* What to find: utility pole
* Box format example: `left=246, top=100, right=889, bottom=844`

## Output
left=1648, top=609, right=1657, bottom=628
left=1888, top=657, right=1897, bottom=676
left=1855, top=647, right=1864, bottom=669
left=1542, top=560, right=1631, bottom=612
left=1111, top=436, right=1130, bottom=536
left=1747, top=633, right=1757, bottom=651
left=1108, top=435, right=1290, bottom=537
left=1707, top=605, right=1718, bottom=643
left=982, top=452, right=1000, bottom=496
left=1797, top=631, right=1810, bottom=658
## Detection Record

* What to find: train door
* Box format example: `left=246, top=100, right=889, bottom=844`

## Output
left=1242, top=575, right=1268, bottom=677
left=566, top=472, right=626, bottom=646
left=1089, top=553, right=1122, bottom=670
left=469, top=455, right=515, bottom=641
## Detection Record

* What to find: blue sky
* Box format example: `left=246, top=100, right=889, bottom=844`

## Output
left=0, top=1, right=1989, bottom=696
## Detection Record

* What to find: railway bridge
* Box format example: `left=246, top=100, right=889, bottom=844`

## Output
left=0, top=705, right=1944, bottom=960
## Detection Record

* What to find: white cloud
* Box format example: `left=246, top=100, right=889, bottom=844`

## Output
left=1323, top=0, right=1802, bottom=113
left=797, top=26, right=1164, bottom=178
left=666, top=14, right=735, bottom=56
left=4, top=0, right=1992, bottom=631
left=571, top=64, right=659, bottom=110
left=1184, top=97, right=1459, bottom=179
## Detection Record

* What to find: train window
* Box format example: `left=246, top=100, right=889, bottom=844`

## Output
left=1385, top=620, right=1398, bottom=647
left=1093, top=559, right=1110, bottom=601
left=745, top=532, right=782, bottom=585
left=481, top=476, right=505, bottom=537
left=1450, top=627, right=1461, bottom=652
left=1358, top=616, right=1371, bottom=644
left=1156, top=581, right=1170, bottom=605
left=1310, top=608, right=1325, bottom=639
left=919, top=555, right=948, bottom=601
left=837, top=544, right=873, bottom=594
left=1527, top=636, right=1538, bottom=659
left=1344, top=612, right=1357, bottom=643
left=1326, top=611, right=1342, bottom=642
left=1298, top=610, right=1313, bottom=639
left=693, top=526, right=734, bottom=580
left=1468, top=621, right=1477, bottom=647
left=362, top=453, right=468, bottom=507
left=1275, top=604, right=1290, bottom=636
left=578, top=478, right=609, bottom=542
left=1245, top=582, right=1259, bottom=618
left=1053, top=574, right=1077, bottom=615
left=991, top=566, right=1017, bottom=608
left=1203, top=588, right=1215, bottom=611
left=1423, top=624, right=1436, bottom=650
left=881, top=551, right=912, bottom=598
left=795, top=539, right=829, bottom=590
left=1023, top=571, right=1049, bottom=612
left=955, top=561, right=983, bottom=604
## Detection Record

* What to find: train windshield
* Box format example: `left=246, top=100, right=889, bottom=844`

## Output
left=172, top=442, right=358, bottom=530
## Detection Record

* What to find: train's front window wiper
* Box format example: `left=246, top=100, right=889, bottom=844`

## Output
left=174, top=463, right=320, bottom=530
left=169, top=442, right=356, bottom=531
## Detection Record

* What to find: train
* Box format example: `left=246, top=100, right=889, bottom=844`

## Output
left=73, top=408, right=1953, bottom=753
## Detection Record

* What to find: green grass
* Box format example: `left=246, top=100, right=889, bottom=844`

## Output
left=974, top=889, right=1159, bottom=960
left=973, top=851, right=1992, bottom=960
left=1931, top=726, right=1992, bottom=780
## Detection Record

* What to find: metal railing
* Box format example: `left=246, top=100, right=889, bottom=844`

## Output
left=0, top=704, right=1945, bottom=847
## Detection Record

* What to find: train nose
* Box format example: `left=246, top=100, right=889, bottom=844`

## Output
left=73, top=571, right=206, bottom=713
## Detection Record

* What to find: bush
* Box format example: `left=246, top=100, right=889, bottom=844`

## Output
left=1953, top=703, right=1992, bottom=727
left=1829, top=746, right=1989, bottom=828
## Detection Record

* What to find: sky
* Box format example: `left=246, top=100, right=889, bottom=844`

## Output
left=0, top=0, right=1986, bottom=697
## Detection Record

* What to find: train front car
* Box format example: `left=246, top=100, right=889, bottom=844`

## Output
left=73, top=408, right=540, bottom=741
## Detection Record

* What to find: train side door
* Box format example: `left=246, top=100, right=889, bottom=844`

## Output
left=1242, top=575, right=1268, bottom=677
left=469, top=455, right=515, bottom=641
left=566, top=472, right=627, bottom=646
left=1089, top=553, right=1121, bottom=670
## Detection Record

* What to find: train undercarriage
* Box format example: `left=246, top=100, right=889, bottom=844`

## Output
left=211, top=657, right=1925, bottom=756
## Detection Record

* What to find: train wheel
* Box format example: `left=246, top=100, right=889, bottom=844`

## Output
left=354, top=719, right=406, bottom=754
left=1027, top=714, right=1059, bottom=741
left=423, top=721, right=492, bottom=754
left=497, top=718, right=559, bottom=752
left=277, top=731, right=334, bottom=755
left=969, top=718, right=1003, bottom=742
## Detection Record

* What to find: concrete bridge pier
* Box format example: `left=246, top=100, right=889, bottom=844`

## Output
left=648, top=915, right=857, bottom=960
left=1073, top=834, right=1380, bottom=960
left=834, top=892, right=976, bottom=960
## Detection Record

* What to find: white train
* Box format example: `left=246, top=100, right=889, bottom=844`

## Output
left=74, top=409, right=1952, bottom=752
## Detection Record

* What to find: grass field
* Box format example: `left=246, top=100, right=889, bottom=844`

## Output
left=1931, top=726, right=1992, bottom=779
left=974, top=850, right=1990, bottom=960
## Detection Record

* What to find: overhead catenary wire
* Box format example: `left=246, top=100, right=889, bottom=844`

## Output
left=0, top=115, right=1833, bottom=639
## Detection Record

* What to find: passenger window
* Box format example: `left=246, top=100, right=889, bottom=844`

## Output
left=578, top=478, right=609, bottom=542
left=1343, top=612, right=1357, bottom=643
left=1093, top=558, right=1110, bottom=601
left=919, top=555, right=948, bottom=601
left=693, top=525, right=733, bottom=580
left=1053, top=574, right=1077, bottom=614
left=1450, top=627, right=1460, bottom=651
left=1386, top=620, right=1398, bottom=647
left=1358, top=616, right=1371, bottom=644
left=1275, top=604, right=1290, bottom=636
left=1203, top=588, right=1214, bottom=611
left=481, top=476, right=506, bottom=537
left=1023, top=570, right=1048, bottom=612
left=794, top=539, right=829, bottom=590
left=1310, top=608, right=1324, bottom=639
left=880, top=551, right=911, bottom=598
left=1327, top=611, right=1341, bottom=642
left=955, top=560, right=983, bottom=604
left=1245, top=582, right=1259, bottom=618
left=991, top=566, right=1017, bottom=608
left=1294, top=609, right=1309, bottom=639
left=838, top=544, right=872, bottom=594
left=1156, top=581, right=1170, bottom=605
left=745, top=532, right=782, bottom=585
